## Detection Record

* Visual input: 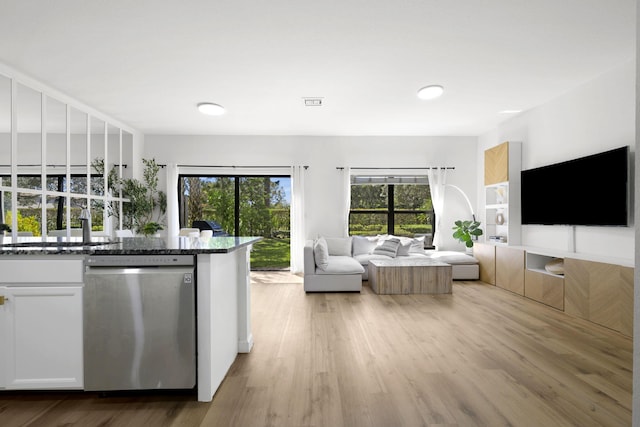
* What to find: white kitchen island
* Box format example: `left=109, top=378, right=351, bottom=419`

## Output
left=0, top=236, right=261, bottom=402
left=195, top=238, right=257, bottom=402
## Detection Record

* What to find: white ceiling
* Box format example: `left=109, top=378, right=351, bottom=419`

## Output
left=0, top=0, right=635, bottom=136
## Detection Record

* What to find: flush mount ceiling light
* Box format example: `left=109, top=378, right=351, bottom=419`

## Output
left=417, top=85, right=444, bottom=100
left=197, top=103, right=226, bottom=116
left=303, top=97, right=323, bottom=107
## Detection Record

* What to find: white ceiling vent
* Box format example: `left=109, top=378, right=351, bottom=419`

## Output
left=303, top=98, right=323, bottom=107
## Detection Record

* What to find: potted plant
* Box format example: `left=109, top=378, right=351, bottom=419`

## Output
left=452, top=220, right=483, bottom=248
left=140, top=221, right=164, bottom=237
left=93, top=158, right=166, bottom=236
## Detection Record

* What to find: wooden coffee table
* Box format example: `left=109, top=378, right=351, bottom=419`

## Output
left=368, top=258, right=452, bottom=295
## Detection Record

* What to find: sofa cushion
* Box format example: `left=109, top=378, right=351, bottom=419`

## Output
left=353, top=253, right=393, bottom=267
left=427, top=251, right=478, bottom=265
left=314, top=237, right=329, bottom=270
left=372, top=237, right=401, bottom=257
left=315, top=256, right=365, bottom=275
left=407, top=253, right=428, bottom=259
left=352, top=235, right=379, bottom=256
left=325, top=237, right=353, bottom=256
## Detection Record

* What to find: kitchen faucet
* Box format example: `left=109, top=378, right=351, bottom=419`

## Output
left=79, top=208, right=91, bottom=244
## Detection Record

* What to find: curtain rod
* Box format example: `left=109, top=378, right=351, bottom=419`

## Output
left=178, top=164, right=308, bottom=169
left=0, top=164, right=127, bottom=168
left=0, top=164, right=129, bottom=168
left=336, top=166, right=454, bottom=170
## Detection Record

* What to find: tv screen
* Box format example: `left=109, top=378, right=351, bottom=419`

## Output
left=521, top=146, right=629, bottom=226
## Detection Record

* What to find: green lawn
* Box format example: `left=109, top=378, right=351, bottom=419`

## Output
left=251, top=237, right=290, bottom=270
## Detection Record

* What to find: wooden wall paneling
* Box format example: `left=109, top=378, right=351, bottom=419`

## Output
left=495, top=246, right=525, bottom=295
left=474, top=243, right=496, bottom=285
left=484, top=141, right=509, bottom=185
left=524, top=270, right=564, bottom=310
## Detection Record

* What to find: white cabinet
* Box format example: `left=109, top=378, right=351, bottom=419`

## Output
left=0, top=257, right=84, bottom=390
left=0, top=286, right=83, bottom=389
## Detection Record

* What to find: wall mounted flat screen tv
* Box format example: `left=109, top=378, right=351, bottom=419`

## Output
left=521, top=146, right=629, bottom=226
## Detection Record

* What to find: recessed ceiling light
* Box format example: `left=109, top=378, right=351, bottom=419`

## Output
left=499, top=110, right=522, bottom=114
left=197, top=103, right=225, bottom=116
left=417, top=85, right=444, bottom=100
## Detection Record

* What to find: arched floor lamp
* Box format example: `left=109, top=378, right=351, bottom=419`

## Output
left=445, top=184, right=476, bottom=222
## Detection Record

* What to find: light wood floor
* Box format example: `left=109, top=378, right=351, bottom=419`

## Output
left=1, top=273, right=632, bottom=426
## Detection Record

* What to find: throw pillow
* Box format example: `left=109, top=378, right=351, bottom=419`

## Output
left=397, top=237, right=415, bottom=256
left=352, top=235, right=379, bottom=256
left=325, top=237, right=352, bottom=256
left=372, top=237, right=401, bottom=258
left=408, top=236, right=426, bottom=254
left=314, top=237, right=329, bottom=270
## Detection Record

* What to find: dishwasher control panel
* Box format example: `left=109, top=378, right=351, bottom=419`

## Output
left=85, top=255, right=195, bottom=267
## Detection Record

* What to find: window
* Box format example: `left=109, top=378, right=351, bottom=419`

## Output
left=2, top=173, right=104, bottom=235
left=349, top=182, right=434, bottom=244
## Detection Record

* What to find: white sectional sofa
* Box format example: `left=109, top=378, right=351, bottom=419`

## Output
left=304, top=235, right=480, bottom=292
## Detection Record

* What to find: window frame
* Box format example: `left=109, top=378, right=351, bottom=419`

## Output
left=349, top=183, right=435, bottom=246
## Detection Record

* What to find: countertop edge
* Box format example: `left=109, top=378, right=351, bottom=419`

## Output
left=0, top=236, right=263, bottom=256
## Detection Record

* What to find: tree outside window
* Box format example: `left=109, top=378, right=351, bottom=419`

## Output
left=349, top=184, right=434, bottom=243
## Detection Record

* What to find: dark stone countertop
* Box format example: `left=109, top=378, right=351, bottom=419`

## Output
left=0, top=236, right=263, bottom=255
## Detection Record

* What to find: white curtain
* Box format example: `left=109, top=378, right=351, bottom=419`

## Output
left=290, top=166, right=306, bottom=273
left=166, top=163, right=180, bottom=239
left=343, top=167, right=351, bottom=237
left=427, top=168, right=448, bottom=250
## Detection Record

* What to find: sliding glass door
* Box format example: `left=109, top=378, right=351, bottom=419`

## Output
left=178, top=175, right=291, bottom=270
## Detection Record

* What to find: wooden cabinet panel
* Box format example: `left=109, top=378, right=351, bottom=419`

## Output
left=484, top=141, right=509, bottom=185
left=620, top=266, right=634, bottom=337
left=524, top=270, right=564, bottom=310
left=565, top=258, right=633, bottom=336
left=495, top=246, right=525, bottom=295
left=474, top=243, right=495, bottom=285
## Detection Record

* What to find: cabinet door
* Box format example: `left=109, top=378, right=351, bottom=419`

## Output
left=3, top=286, right=83, bottom=389
left=495, top=246, right=525, bottom=295
left=474, top=243, right=496, bottom=285
left=565, top=259, right=633, bottom=336
left=524, top=270, right=564, bottom=310
left=484, top=141, right=509, bottom=185
left=0, top=286, right=7, bottom=388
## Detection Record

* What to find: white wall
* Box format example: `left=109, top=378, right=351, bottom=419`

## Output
left=633, top=2, right=639, bottom=425
left=478, top=60, right=635, bottom=261
left=143, top=135, right=478, bottom=250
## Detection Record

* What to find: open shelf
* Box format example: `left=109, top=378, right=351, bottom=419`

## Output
left=526, top=252, right=564, bottom=278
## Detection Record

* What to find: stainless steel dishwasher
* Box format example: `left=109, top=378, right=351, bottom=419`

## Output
left=83, top=254, right=196, bottom=391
